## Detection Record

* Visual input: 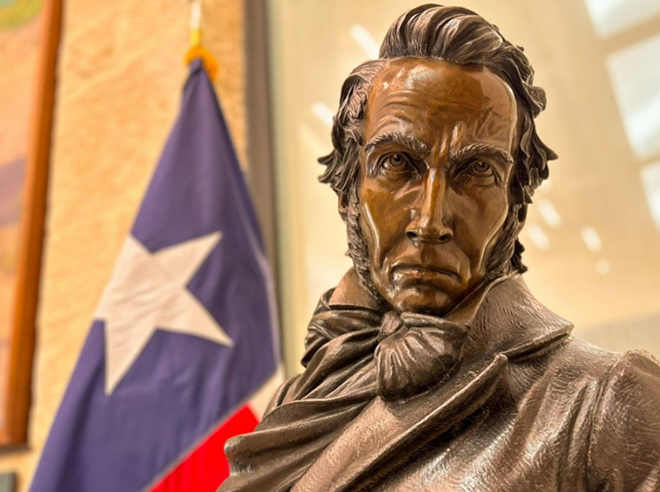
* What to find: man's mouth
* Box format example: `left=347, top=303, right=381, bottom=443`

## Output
left=392, top=264, right=459, bottom=282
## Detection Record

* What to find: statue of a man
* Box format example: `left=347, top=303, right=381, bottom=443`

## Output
left=220, top=5, right=660, bottom=491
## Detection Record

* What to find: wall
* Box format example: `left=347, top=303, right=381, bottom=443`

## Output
left=0, top=0, right=246, bottom=489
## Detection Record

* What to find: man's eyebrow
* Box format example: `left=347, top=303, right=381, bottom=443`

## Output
left=449, top=143, right=514, bottom=165
left=364, top=132, right=430, bottom=157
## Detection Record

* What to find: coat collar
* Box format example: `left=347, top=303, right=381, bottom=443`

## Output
left=294, top=271, right=573, bottom=492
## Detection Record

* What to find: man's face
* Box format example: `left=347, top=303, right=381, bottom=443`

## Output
left=358, top=58, right=518, bottom=315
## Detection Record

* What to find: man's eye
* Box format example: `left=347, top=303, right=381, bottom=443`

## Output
left=455, top=159, right=499, bottom=187
left=380, top=153, right=415, bottom=174
left=467, top=160, right=493, bottom=176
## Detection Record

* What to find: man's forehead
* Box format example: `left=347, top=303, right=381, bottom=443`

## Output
left=369, top=58, right=517, bottom=117
left=364, top=58, right=519, bottom=152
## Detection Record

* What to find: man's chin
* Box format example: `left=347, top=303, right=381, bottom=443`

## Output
left=385, top=286, right=461, bottom=316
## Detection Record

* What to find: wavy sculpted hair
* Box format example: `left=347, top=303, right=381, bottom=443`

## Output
left=318, top=4, right=557, bottom=298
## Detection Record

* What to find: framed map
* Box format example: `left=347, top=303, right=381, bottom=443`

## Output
left=0, top=0, right=61, bottom=445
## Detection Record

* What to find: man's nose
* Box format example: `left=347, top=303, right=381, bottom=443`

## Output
left=405, top=169, right=453, bottom=245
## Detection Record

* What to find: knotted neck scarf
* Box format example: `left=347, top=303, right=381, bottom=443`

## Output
left=219, top=286, right=483, bottom=492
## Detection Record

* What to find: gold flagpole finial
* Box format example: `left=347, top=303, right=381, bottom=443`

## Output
left=184, top=0, right=219, bottom=80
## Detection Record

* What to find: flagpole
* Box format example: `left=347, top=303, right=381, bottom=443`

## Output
left=184, top=0, right=219, bottom=79
left=190, top=0, right=202, bottom=47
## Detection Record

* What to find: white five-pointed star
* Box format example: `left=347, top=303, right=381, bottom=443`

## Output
left=95, top=232, right=232, bottom=394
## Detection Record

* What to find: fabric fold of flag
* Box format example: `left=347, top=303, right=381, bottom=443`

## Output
left=29, top=59, right=281, bottom=492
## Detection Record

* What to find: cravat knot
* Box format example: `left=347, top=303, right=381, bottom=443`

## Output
left=375, top=311, right=468, bottom=401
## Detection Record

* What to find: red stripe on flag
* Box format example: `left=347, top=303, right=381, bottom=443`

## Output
left=148, top=405, right=259, bottom=492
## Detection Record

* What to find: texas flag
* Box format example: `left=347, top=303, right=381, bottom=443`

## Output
left=29, top=59, right=281, bottom=492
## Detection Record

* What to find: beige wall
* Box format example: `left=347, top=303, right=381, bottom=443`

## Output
left=0, top=0, right=246, bottom=489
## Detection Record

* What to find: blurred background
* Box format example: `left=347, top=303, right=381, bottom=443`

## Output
left=0, top=0, right=659, bottom=490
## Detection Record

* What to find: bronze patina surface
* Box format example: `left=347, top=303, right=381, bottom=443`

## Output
left=219, top=5, right=660, bottom=491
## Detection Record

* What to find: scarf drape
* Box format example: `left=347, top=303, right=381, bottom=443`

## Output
left=220, top=289, right=471, bottom=492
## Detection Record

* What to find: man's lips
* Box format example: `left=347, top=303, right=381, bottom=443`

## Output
left=392, top=264, right=460, bottom=281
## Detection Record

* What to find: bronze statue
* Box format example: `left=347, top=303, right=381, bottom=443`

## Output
left=219, top=5, right=660, bottom=491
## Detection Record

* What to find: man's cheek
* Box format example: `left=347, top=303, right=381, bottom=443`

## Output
left=358, top=198, right=381, bottom=261
left=463, top=190, right=508, bottom=232
left=483, top=192, right=510, bottom=239
left=452, top=193, right=506, bottom=259
left=360, top=187, right=389, bottom=238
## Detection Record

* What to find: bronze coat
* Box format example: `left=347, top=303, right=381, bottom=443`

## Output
left=220, top=274, right=660, bottom=491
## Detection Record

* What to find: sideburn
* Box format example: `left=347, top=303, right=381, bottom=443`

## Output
left=345, top=185, right=385, bottom=303
left=484, top=203, right=524, bottom=281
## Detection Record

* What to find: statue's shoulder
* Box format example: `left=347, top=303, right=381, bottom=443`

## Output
left=511, top=336, right=660, bottom=488
left=586, top=348, right=660, bottom=488
left=555, top=337, right=660, bottom=382
left=511, top=334, right=660, bottom=416
left=588, top=347, right=660, bottom=416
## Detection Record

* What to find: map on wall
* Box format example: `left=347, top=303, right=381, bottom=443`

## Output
left=0, top=0, right=43, bottom=431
